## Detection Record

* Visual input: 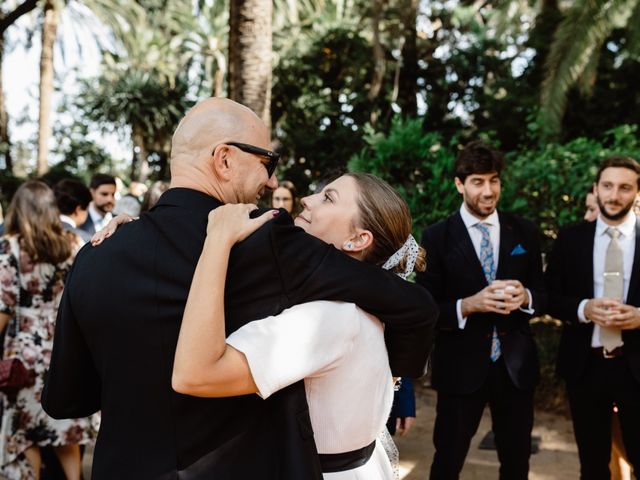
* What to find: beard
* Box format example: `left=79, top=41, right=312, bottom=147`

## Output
left=95, top=202, right=114, bottom=215
left=464, top=198, right=497, bottom=219
left=597, top=196, right=634, bottom=222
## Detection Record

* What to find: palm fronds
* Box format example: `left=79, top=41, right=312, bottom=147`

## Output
left=540, top=0, right=638, bottom=136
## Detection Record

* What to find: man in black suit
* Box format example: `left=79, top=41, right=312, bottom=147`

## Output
left=546, top=156, right=640, bottom=478
left=417, top=141, right=545, bottom=480
left=54, top=179, right=93, bottom=243
left=78, top=174, right=116, bottom=235
left=42, top=98, right=437, bottom=480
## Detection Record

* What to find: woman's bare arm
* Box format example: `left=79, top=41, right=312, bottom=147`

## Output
left=172, top=204, right=278, bottom=398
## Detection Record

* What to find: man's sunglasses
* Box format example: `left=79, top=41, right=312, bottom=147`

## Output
left=221, top=142, right=280, bottom=178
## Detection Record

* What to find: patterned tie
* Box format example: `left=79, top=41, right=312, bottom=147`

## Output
left=601, top=227, right=624, bottom=351
left=475, top=223, right=501, bottom=362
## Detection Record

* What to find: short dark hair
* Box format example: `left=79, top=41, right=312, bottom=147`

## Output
left=454, top=141, right=504, bottom=183
left=595, top=156, right=640, bottom=189
left=54, top=179, right=92, bottom=215
left=89, top=173, right=116, bottom=190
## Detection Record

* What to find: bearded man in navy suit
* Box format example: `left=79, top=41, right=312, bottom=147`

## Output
left=417, top=141, right=546, bottom=480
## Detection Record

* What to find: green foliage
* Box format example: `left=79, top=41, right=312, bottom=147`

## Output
left=350, top=118, right=640, bottom=250
left=532, top=318, right=568, bottom=415
left=349, top=117, right=460, bottom=237
left=501, top=124, right=640, bottom=250
left=273, top=26, right=391, bottom=191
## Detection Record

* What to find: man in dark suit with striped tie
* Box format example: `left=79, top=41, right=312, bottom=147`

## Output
left=417, top=141, right=546, bottom=480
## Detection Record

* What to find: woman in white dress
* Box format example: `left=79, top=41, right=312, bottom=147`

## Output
left=171, top=173, right=426, bottom=479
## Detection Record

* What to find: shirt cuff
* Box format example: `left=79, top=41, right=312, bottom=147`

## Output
left=456, top=299, right=468, bottom=329
left=578, top=299, right=590, bottom=323
left=518, top=288, right=535, bottom=315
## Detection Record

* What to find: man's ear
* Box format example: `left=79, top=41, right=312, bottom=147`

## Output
left=211, top=144, right=232, bottom=180
left=342, top=229, right=373, bottom=253
left=454, top=177, right=465, bottom=194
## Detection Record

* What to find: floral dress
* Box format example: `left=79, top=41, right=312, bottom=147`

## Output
left=0, top=235, right=96, bottom=479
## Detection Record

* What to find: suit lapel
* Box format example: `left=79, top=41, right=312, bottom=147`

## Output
left=626, top=217, right=640, bottom=303
left=583, top=221, right=596, bottom=298
left=450, top=212, right=488, bottom=285
left=496, top=212, right=515, bottom=280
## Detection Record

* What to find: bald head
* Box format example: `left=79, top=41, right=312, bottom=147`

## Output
left=169, top=97, right=276, bottom=202
left=171, top=98, right=267, bottom=167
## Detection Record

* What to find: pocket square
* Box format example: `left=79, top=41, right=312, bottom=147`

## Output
left=511, top=244, right=527, bottom=255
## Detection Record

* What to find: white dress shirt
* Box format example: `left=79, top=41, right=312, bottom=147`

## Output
left=88, top=204, right=112, bottom=232
left=455, top=204, right=534, bottom=329
left=578, top=212, right=636, bottom=347
left=59, top=214, right=76, bottom=228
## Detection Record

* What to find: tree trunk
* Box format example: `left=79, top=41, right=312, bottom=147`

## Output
left=0, top=32, right=12, bottom=173
left=228, top=0, right=272, bottom=126
left=397, top=0, right=418, bottom=117
left=131, top=126, right=150, bottom=183
left=368, top=0, right=385, bottom=124
left=37, top=0, right=59, bottom=176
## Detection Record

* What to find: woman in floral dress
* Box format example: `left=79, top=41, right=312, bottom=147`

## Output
left=0, top=180, right=95, bottom=480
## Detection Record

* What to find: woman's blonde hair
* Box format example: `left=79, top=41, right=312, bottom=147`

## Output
left=5, top=180, right=73, bottom=264
left=346, top=172, right=426, bottom=274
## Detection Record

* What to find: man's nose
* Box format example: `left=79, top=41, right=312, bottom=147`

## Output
left=266, top=175, right=278, bottom=191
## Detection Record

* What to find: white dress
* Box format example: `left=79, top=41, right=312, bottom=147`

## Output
left=227, top=301, right=395, bottom=480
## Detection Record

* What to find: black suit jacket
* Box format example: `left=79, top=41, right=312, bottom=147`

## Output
left=42, top=188, right=437, bottom=480
left=416, top=211, right=545, bottom=394
left=545, top=219, right=640, bottom=384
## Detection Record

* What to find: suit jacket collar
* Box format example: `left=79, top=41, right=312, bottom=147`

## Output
left=496, top=212, right=516, bottom=280
left=451, top=212, right=489, bottom=286
left=153, top=188, right=222, bottom=217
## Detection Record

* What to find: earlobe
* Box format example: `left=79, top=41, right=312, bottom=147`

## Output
left=343, top=230, right=373, bottom=253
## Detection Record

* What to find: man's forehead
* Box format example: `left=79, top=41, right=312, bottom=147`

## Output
left=465, top=172, right=500, bottom=182
left=599, top=167, right=638, bottom=186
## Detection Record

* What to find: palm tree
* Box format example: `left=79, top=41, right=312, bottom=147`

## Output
left=35, top=0, right=143, bottom=175
left=228, top=0, right=273, bottom=124
left=1, top=0, right=41, bottom=172
left=540, top=0, right=640, bottom=136
left=77, top=3, right=195, bottom=181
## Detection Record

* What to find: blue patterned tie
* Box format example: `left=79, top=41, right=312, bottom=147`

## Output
left=474, top=223, right=501, bottom=362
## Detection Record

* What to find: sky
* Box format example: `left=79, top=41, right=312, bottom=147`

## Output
left=3, top=4, right=129, bottom=172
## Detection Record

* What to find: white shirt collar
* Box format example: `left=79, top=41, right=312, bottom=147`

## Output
left=89, top=203, right=105, bottom=224
left=59, top=215, right=76, bottom=228
left=596, top=211, right=636, bottom=238
left=459, top=203, right=499, bottom=229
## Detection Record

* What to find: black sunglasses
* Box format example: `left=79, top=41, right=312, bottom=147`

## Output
left=222, top=142, right=280, bottom=178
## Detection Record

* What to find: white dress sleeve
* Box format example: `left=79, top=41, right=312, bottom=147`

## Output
left=226, top=300, right=361, bottom=399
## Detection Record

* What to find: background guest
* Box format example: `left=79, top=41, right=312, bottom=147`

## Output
left=54, top=179, right=92, bottom=243
left=79, top=174, right=116, bottom=235
left=418, top=141, right=546, bottom=480
left=547, top=156, right=640, bottom=479
left=0, top=181, right=95, bottom=479
left=271, top=180, right=298, bottom=214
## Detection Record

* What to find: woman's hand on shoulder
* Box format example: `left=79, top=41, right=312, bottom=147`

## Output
left=91, top=214, right=137, bottom=246
left=206, top=204, right=279, bottom=246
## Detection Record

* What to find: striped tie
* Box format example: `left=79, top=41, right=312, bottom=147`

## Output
left=475, top=223, right=501, bottom=362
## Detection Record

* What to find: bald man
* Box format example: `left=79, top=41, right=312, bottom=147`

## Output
left=42, top=98, right=437, bottom=479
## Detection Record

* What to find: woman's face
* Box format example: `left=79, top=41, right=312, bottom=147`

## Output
left=272, top=186, right=294, bottom=213
left=294, top=176, right=360, bottom=249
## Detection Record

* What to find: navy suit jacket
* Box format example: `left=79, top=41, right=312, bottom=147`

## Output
left=42, top=188, right=437, bottom=480
left=417, top=211, right=545, bottom=394
left=545, top=219, right=640, bottom=384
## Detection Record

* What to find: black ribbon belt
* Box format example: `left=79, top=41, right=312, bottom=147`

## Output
left=319, top=441, right=376, bottom=473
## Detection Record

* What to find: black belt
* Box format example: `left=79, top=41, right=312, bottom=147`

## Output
left=591, top=346, right=624, bottom=359
left=319, top=441, right=376, bottom=473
